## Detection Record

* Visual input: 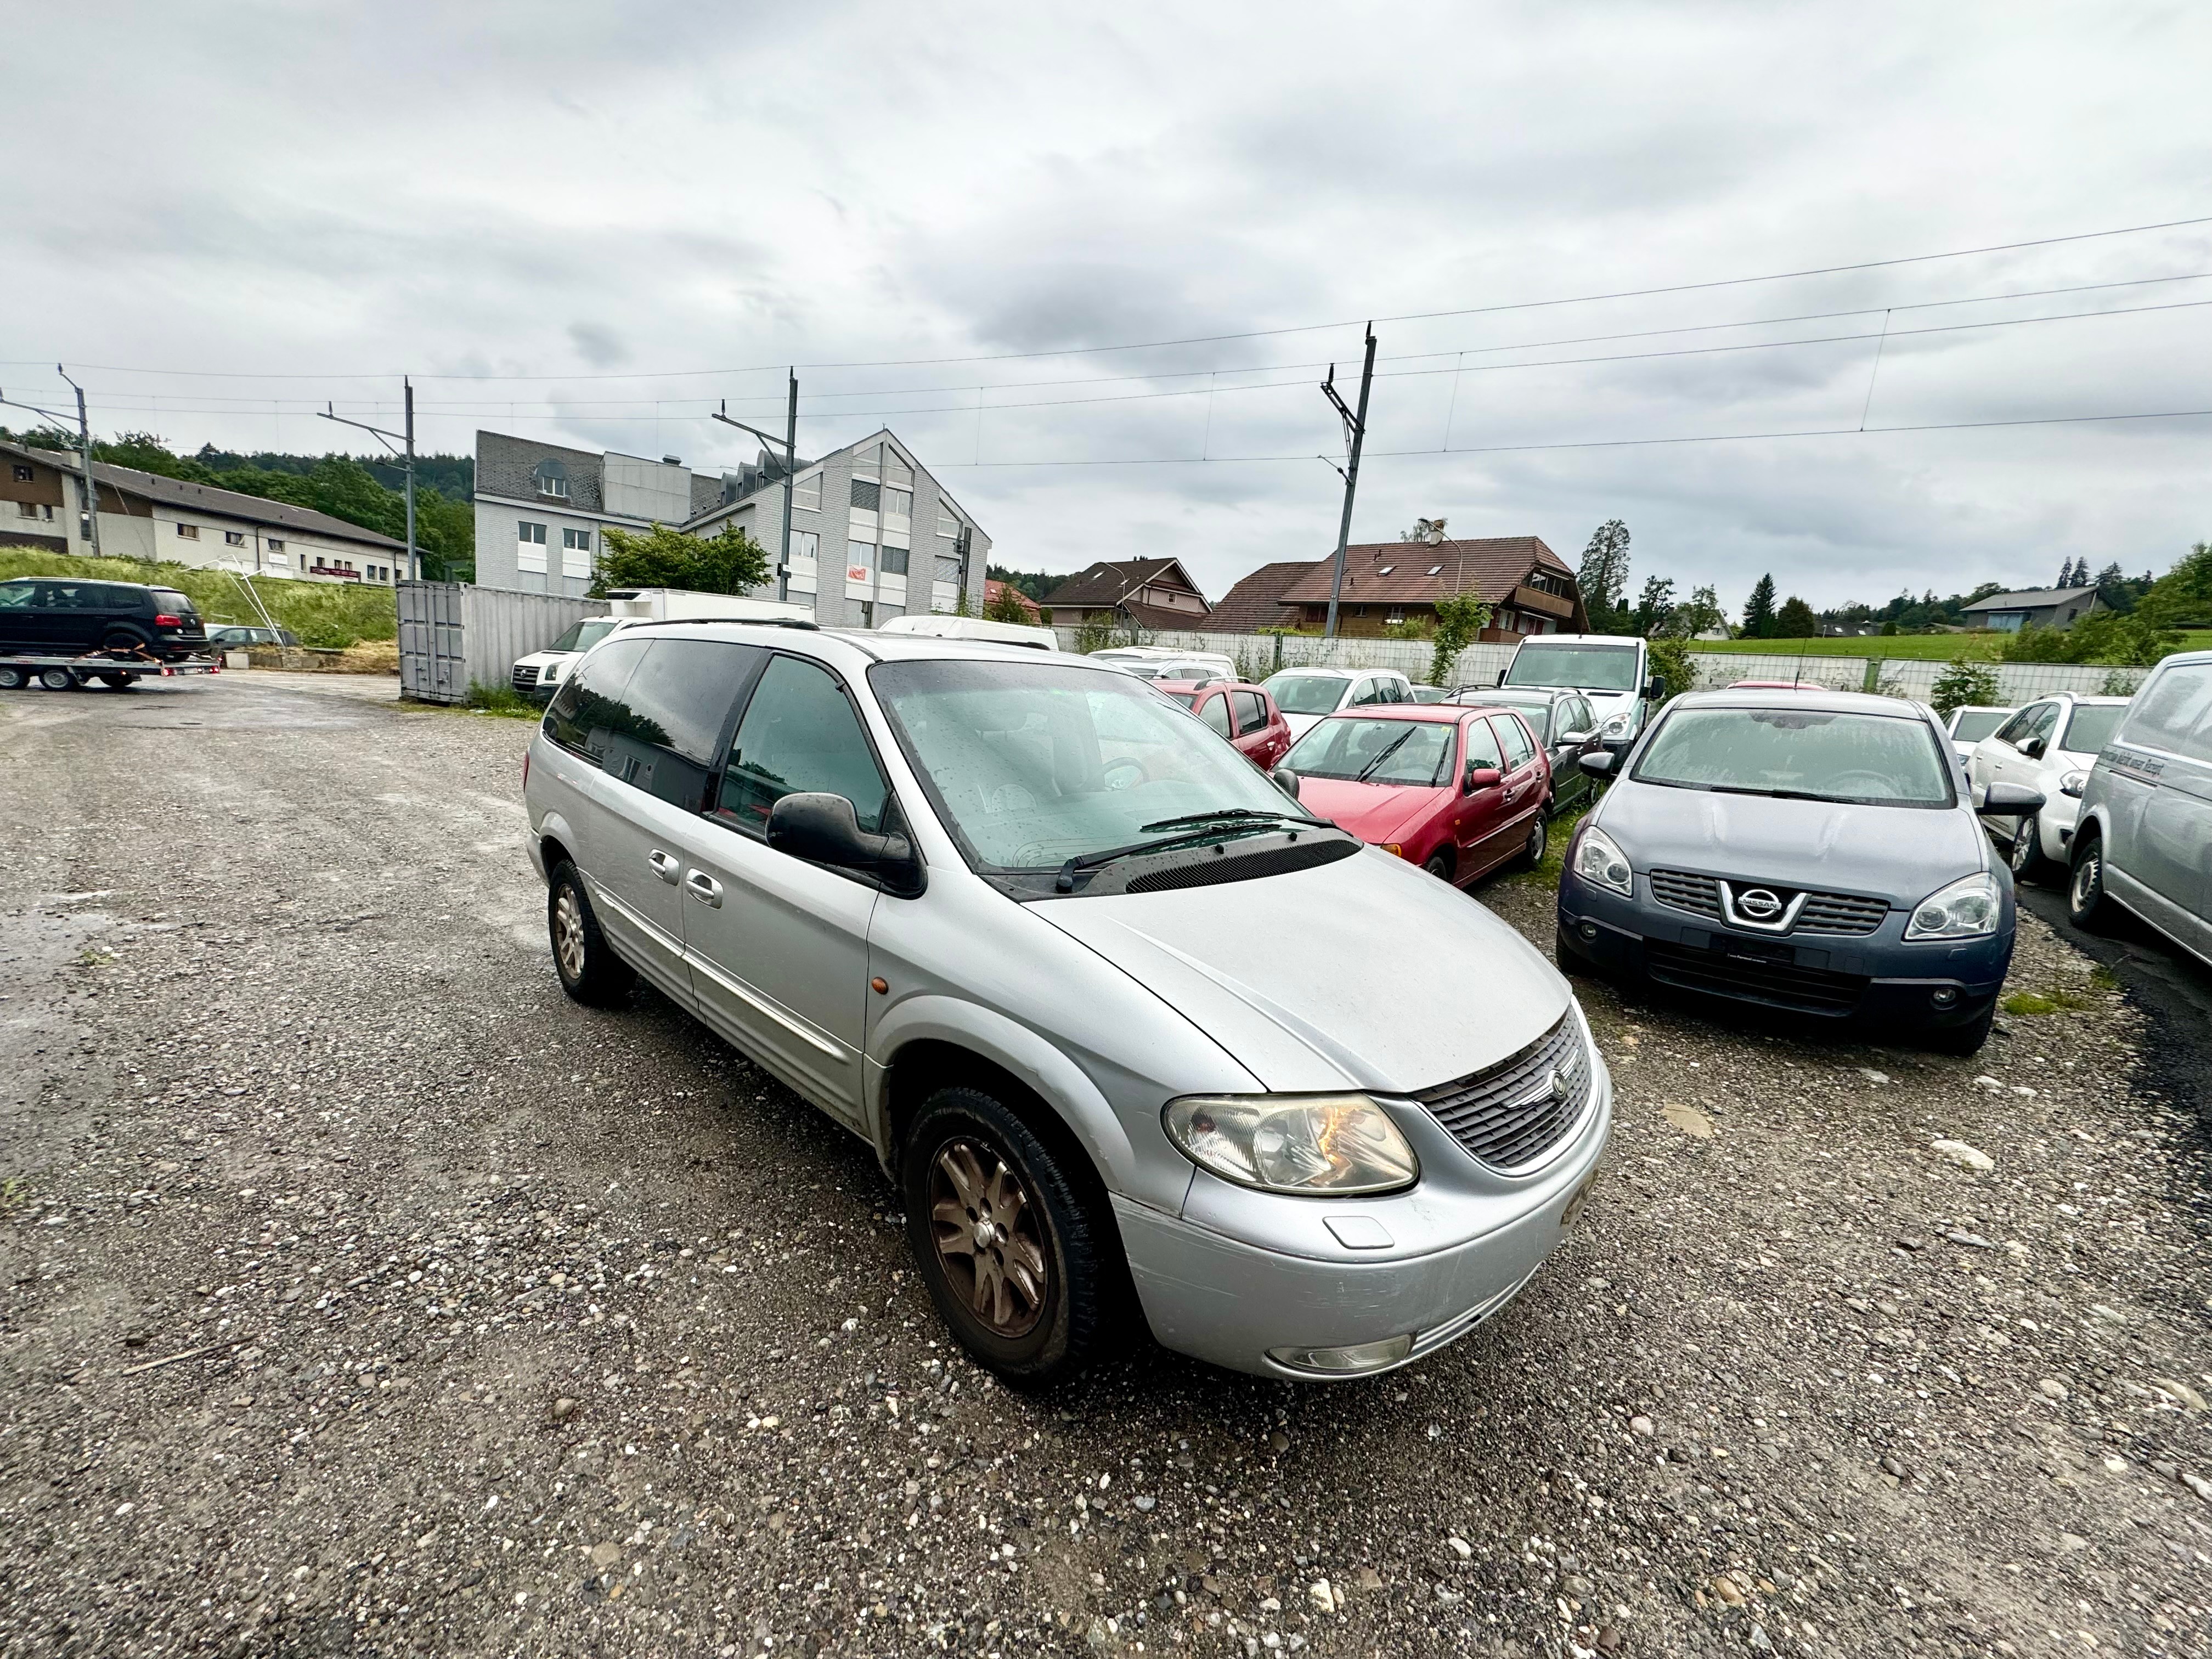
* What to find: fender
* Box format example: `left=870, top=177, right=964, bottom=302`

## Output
left=865, top=992, right=1197, bottom=1216
left=530, top=802, right=580, bottom=883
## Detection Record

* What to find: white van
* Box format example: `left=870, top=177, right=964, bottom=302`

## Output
left=1497, top=634, right=1664, bottom=746
left=1088, top=645, right=1237, bottom=684
left=878, top=614, right=1058, bottom=651
left=513, top=589, right=817, bottom=702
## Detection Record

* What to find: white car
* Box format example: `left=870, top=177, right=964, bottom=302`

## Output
left=1259, top=667, right=1415, bottom=740
left=1943, top=703, right=2015, bottom=768
left=1087, top=646, right=1237, bottom=684
left=1966, top=693, right=2132, bottom=882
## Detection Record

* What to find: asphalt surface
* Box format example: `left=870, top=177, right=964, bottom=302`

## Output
left=2, top=671, right=2208, bottom=1659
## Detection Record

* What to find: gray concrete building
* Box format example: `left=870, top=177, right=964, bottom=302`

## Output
left=471, top=428, right=989, bottom=623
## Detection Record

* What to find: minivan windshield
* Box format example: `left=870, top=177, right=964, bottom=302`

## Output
left=1633, top=706, right=1954, bottom=807
left=1264, top=673, right=1352, bottom=715
left=1950, top=709, right=2009, bottom=744
left=870, top=659, right=1316, bottom=883
left=1504, top=642, right=1639, bottom=692
left=549, top=619, right=620, bottom=653
left=2058, top=704, right=2126, bottom=757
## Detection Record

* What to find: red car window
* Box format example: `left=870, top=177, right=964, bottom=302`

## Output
left=1198, top=695, right=1233, bottom=738
left=1493, top=713, right=1537, bottom=769
left=1463, top=716, right=1504, bottom=770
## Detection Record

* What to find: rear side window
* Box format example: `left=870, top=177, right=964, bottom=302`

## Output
left=1233, top=690, right=1267, bottom=733
left=545, top=637, right=652, bottom=762
left=612, top=640, right=762, bottom=809
left=1493, top=714, right=1537, bottom=769
left=719, top=655, right=890, bottom=835
left=2122, top=663, right=2212, bottom=762
left=0, top=583, right=35, bottom=610
left=1198, top=695, right=1233, bottom=738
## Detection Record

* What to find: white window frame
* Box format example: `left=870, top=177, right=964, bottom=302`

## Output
left=793, top=472, right=821, bottom=512
left=177, top=522, right=199, bottom=540
left=561, top=525, right=592, bottom=579
left=517, top=519, right=548, bottom=574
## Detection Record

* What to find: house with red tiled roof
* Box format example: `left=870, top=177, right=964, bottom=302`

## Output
left=1039, top=557, right=1211, bottom=631
left=983, top=579, right=1042, bottom=622
left=1259, top=534, right=1585, bottom=640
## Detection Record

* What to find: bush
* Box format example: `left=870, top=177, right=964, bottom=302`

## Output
left=2001, top=611, right=2178, bottom=667
left=1644, top=635, right=1695, bottom=705
left=1929, top=658, right=2001, bottom=716
left=463, top=681, right=538, bottom=718
left=590, top=522, right=769, bottom=597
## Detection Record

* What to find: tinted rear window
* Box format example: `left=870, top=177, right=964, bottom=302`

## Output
left=548, top=637, right=760, bottom=810
left=152, top=588, right=195, bottom=614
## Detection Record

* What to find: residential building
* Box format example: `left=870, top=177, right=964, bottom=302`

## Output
left=1962, top=585, right=2103, bottom=633
left=1228, top=535, right=1585, bottom=640
left=983, top=580, right=1042, bottom=622
left=1039, top=558, right=1211, bottom=631
left=0, top=439, right=410, bottom=584
left=473, top=428, right=989, bottom=623
left=1207, top=560, right=1320, bottom=634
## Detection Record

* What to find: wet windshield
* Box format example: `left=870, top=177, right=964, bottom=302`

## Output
left=870, top=660, right=1311, bottom=882
left=2058, top=704, right=2125, bottom=757
left=550, top=619, right=620, bottom=653
left=1284, top=718, right=1457, bottom=786
left=1504, top=642, right=1639, bottom=692
left=1634, top=707, right=1954, bottom=807
left=1263, top=673, right=1352, bottom=715
left=1949, top=709, right=2009, bottom=743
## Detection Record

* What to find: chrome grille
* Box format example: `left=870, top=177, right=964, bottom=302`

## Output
left=1794, top=891, right=1887, bottom=935
left=1650, top=868, right=1723, bottom=919
left=1413, top=1013, right=1592, bottom=1172
left=511, top=664, right=540, bottom=692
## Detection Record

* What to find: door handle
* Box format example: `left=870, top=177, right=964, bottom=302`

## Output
left=649, top=850, right=680, bottom=884
left=684, top=870, right=723, bottom=907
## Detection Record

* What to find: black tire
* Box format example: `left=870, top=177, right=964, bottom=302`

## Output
left=1517, top=811, right=1549, bottom=870
left=1423, top=850, right=1454, bottom=883
left=2010, top=814, right=2052, bottom=884
left=37, top=668, right=75, bottom=691
left=0, top=667, right=24, bottom=691
left=103, top=629, right=149, bottom=655
left=901, top=1086, right=1107, bottom=1389
left=546, top=861, right=634, bottom=1006
left=2067, top=828, right=2119, bottom=935
left=1555, top=923, right=1593, bottom=977
left=94, top=672, right=137, bottom=690
left=1925, top=1000, right=1997, bottom=1057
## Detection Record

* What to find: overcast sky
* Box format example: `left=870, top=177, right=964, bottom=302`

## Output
left=9, top=2, right=2212, bottom=614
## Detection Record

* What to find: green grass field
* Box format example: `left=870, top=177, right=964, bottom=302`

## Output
left=0, top=550, right=398, bottom=647
left=1686, top=631, right=2212, bottom=661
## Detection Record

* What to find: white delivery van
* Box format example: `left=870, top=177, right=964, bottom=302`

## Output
left=1495, top=634, right=1665, bottom=746
left=1087, top=645, right=1238, bottom=684
left=878, top=614, right=1058, bottom=651
left=512, top=589, right=816, bottom=702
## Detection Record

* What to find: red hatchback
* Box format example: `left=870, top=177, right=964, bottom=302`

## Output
left=1282, top=703, right=1551, bottom=887
left=1157, top=679, right=1293, bottom=770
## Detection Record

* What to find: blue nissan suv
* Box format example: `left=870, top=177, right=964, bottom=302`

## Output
left=1555, top=688, right=2042, bottom=1054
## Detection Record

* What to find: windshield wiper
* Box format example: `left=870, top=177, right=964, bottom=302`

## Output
left=1354, top=729, right=1417, bottom=782
left=1701, top=783, right=1858, bottom=803
left=1139, top=807, right=1323, bottom=833
left=1056, top=819, right=1314, bottom=892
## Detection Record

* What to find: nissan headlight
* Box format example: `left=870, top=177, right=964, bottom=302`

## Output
left=1572, top=824, right=1634, bottom=896
left=1163, top=1094, right=1418, bottom=1196
left=1905, top=871, right=2001, bottom=940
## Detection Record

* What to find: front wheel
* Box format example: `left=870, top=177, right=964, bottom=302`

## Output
left=1423, top=850, right=1454, bottom=883
left=37, top=668, right=75, bottom=691
left=1925, top=1000, right=1996, bottom=1056
left=546, top=862, right=634, bottom=1005
left=0, top=667, right=24, bottom=691
left=902, top=1087, right=1108, bottom=1389
left=2010, top=814, right=2053, bottom=883
left=2067, top=831, right=2118, bottom=934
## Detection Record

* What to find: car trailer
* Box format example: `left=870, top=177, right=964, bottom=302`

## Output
left=0, top=650, right=223, bottom=692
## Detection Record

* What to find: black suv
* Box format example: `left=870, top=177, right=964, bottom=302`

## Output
left=0, top=577, right=211, bottom=662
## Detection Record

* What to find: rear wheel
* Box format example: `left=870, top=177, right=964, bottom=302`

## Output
left=2067, top=828, right=2118, bottom=934
left=546, top=861, right=634, bottom=1005
left=0, top=667, right=24, bottom=691
left=102, top=629, right=148, bottom=655
left=37, top=668, right=75, bottom=691
left=94, top=672, right=137, bottom=690
left=1518, top=812, right=1549, bottom=869
left=2010, top=814, right=2052, bottom=883
left=901, top=1086, right=1107, bottom=1389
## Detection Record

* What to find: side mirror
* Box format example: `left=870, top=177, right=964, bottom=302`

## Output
left=1977, top=781, right=2046, bottom=817
left=1559, top=729, right=1593, bottom=745
left=1464, top=765, right=1504, bottom=793
left=1271, top=767, right=1301, bottom=800
left=1643, top=675, right=1668, bottom=701
left=1578, top=752, right=1617, bottom=779
left=766, top=792, right=924, bottom=895
left=2019, top=737, right=2045, bottom=759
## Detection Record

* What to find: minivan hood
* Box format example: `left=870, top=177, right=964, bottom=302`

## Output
left=1036, top=847, right=1567, bottom=1094
left=1295, top=777, right=1442, bottom=845
left=1598, top=781, right=1985, bottom=904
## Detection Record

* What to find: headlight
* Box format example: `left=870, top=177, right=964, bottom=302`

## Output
left=2059, top=769, right=2088, bottom=798
left=1597, top=711, right=1632, bottom=739
left=541, top=661, right=566, bottom=681
left=1572, top=824, right=1634, bottom=896
left=1163, top=1094, right=1418, bottom=1196
left=1905, top=871, right=2001, bottom=940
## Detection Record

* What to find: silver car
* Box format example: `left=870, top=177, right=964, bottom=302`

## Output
left=2067, top=650, right=2212, bottom=964
left=523, top=623, right=1611, bottom=1385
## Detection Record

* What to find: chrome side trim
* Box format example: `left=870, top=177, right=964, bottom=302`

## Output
left=685, top=948, right=848, bottom=1062
left=587, top=877, right=684, bottom=960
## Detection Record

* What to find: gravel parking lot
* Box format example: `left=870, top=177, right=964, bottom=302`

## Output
left=3, top=672, right=2208, bottom=1659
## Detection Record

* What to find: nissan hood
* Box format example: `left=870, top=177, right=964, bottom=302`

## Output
left=1035, top=846, right=1570, bottom=1094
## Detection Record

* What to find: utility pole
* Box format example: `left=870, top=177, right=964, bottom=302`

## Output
left=319, top=377, right=418, bottom=580
left=1319, top=325, right=1376, bottom=641
left=57, top=366, right=103, bottom=557
left=714, top=383, right=803, bottom=604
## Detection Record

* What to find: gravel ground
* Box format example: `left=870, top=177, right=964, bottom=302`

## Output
left=2, top=673, right=2208, bottom=1659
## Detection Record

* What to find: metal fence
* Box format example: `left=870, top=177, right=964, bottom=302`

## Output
left=397, top=582, right=606, bottom=705
left=1050, top=626, right=2147, bottom=704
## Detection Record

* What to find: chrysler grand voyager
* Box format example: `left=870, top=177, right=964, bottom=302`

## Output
left=524, top=624, right=1611, bottom=1385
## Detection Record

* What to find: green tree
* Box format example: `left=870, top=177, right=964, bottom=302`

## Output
left=1878, top=619, right=1898, bottom=636
left=985, top=583, right=1037, bottom=624
left=1576, top=520, right=1632, bottom=633
left=590, top=521, right=769, bottom=597
left=1644, top=634, right=1695, bottom=707
left=1929, top=658, right=2001, bottom=716
left=1632, top=574, right=1675, bottom=637
left=1666, top=584, right=1725, bottom=640
left=2139, top=542, right=2212, bottom=629
left=1742, top=574, right=1778, bottom=637
left=1775, top=595, right=1818, bottom=637
left=1428, top=592, right=1492, bottom=687
left=2002, top=611, right=2179, bottom=667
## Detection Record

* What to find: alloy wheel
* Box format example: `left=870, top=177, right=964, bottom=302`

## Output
left=553, top=885, right=588, bottom=981
left=2011, top=817, right=2037, bottom=873
left=928, top=1138, right=1048, bottom=1338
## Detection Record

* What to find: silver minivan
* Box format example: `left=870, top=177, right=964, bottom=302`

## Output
left=2068, top=649, right=2212, bottom=964
left=523, top=623, right=1611, bottom=1385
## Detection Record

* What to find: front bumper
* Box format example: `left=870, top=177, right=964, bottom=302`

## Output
left=1558, top=867, right=2012, bottom=1030
left=1116, top=1063, right=1612, bottom=1378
